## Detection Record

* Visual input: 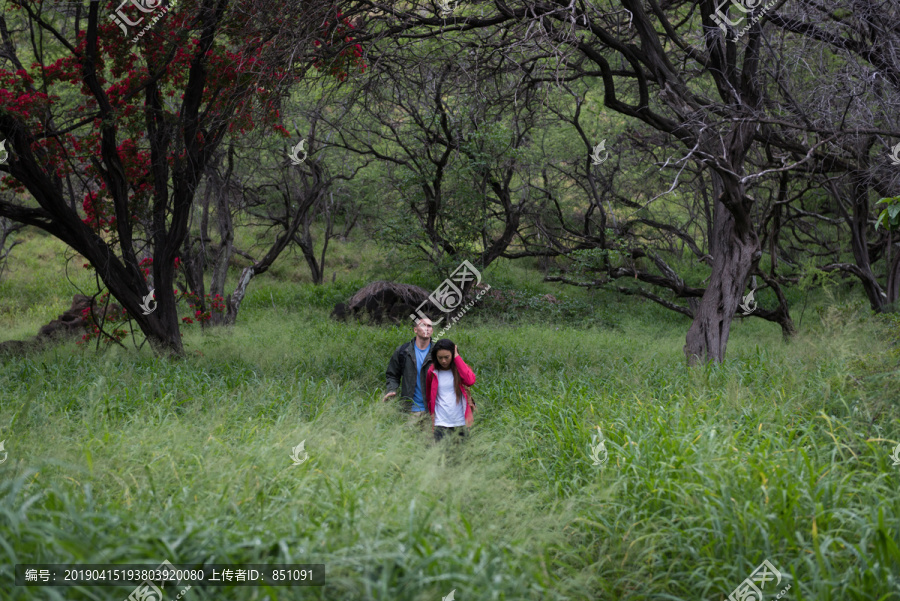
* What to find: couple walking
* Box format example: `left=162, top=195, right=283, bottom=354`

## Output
left=381, top=317, right=477, bottom=443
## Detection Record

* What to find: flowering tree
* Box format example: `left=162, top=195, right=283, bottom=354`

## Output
left=0, top=0, right=365, bottom=354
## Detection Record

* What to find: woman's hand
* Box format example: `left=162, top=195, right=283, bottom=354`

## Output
left=454, top=344, right=459, bottom=359
left=381, top=391, right=396, bottom=403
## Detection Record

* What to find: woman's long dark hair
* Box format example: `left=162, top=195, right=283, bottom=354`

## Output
left=431, top=338, right=463, bottom=404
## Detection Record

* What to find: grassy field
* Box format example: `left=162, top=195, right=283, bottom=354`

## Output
left=1, top=232, right=900, bottom=601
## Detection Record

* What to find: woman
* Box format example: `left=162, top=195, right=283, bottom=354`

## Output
left=424, top=338, right=477, bottom=443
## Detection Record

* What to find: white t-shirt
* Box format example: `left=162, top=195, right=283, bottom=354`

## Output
left=434, top=369, right=466, bottom=427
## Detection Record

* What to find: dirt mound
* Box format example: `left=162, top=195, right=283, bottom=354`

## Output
left=331, top=280, right=432, bottom=325
left=0, top=294, right=121, bottom=356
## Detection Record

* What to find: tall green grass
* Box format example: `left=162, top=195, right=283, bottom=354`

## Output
left=2, top=289, right=899, bottom=600
left=2, top=228, right=900, bottom=600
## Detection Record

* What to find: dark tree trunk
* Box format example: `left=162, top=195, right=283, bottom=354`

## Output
left=886, top=241, right=900, bottom=307
left=209, top=169, right=234, bottom=325
left=296, top=233, right=324, bottom=284
left=295, top=208, right=324, bottom=285
left=225, top=266, right=254, bottom=325
left=847, top=172, right=886, bottom=311
left=684, top=195, right=760, bottom=364
left=181, top=242, right=206, bottom=310
left=755, top=271, right=796, bottom=339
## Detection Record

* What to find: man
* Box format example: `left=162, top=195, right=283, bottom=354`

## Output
left=382, top=317, right=433, bottom=425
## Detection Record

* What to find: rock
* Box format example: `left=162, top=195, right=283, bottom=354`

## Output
left=332, top=281, right=432, bottom=325
left=37, top=294, right=92, bottom=339
left=0, top=294, right=117, bottom=356
left=330, top=302, right=350, bottom=321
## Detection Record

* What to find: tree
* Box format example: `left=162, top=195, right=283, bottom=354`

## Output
left=762, top=3, right=900, bottom=313
left=348, top=0, right=897, bottom=362
left=0, top=213, right=23, bottom=283
left=533, top=85, right=797, bottom=338
left=0, top=0, right=364, bottom=354
left=319, top=30, right=549, bottom=292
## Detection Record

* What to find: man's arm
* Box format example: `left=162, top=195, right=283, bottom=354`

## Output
left=385, top=344, right=404, bottom=394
